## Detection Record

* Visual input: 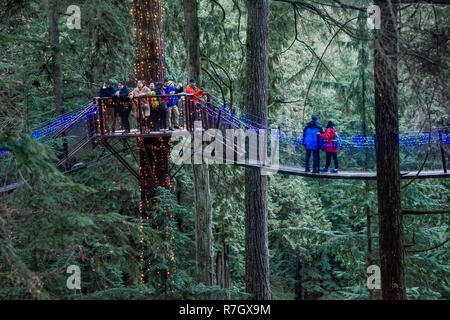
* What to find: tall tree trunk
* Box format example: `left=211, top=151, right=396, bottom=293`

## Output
left=48, top=0, right=63, bottom=115
left=294, top=253, right=305, bottom=300
left=245, top=0, right=271, bottom=300
left=183, top=0, right=202, bottom=85
left=216, top=240, right=231, bottom=299
left=183, top=0, right=215, bottom=286
left=133, top=0, right=169, bottom=200
left=358, top=13, right=375, bottom=300
left=133, top=0, right=171, bottom=292
left=133, top=0, right=166, bottom=82
left=374, top=0, right=406, bottom=300
left=192, top=163, right=214, bottom=285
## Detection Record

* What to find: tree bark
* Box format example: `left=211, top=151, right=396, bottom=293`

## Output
left=294, top=253, right=305, bottom=300
left=183, top=0, right=202, bottom=85
left=133, top=0, right=169, bottom=200
left=133, top=0, right=166, bottom=82
left=183, top=0, right=215, bottom=286
left=216, top=240, right=231, bottom=299
left=374, top=0, right=406, bottom=300
left=245, top=0, right=271, bottom=300
left=133, top=0, right=171, bottom=292
left=48, top=0, right=63, bottom=115
left=192, top=163, right=214, bottom=285
left=357, top=12, right=375, bottom=300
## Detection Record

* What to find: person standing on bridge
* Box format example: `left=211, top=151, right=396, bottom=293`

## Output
left=302, top=115, right=324, bottom=173
left=320, top=121, right=339, bottom=173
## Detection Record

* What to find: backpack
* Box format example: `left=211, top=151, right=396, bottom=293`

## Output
left=304, top=127, right=320, bottom=150
left=150, top=90, right=159, bottom=110
left=333, top=131, right=342, bottom=148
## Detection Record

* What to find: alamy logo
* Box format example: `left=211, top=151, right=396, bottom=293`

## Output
left=366, top=265, right=381, bottom=290
left=170, top=121, right=279, bottom=175
left=67, top=5, right=81, bottom=30
left=66, top=265, right=81, bottom=290
left=367, top=5, right=381, bottom=30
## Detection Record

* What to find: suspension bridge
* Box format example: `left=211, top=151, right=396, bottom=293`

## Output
left=1, top=93, right=449, bottom=193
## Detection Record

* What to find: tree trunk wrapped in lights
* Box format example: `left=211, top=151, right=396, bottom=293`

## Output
left=133, top=0, right=170, bottom=211
left=133, top=0, right=166, bottom=82
left=133, top=0, right=172, bottom=293
left=133, top=0, right=166, bottom=131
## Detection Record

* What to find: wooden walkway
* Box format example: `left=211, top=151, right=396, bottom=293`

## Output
left=236, top=161, right=450, bottom=180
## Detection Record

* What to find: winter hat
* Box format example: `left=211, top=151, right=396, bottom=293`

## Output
left=312, top=115, right=318, bottom=120
left=189, top=78, right=196, bottom=83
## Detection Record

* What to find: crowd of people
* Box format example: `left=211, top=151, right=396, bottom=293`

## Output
left=98, top=78, right=205, bottom=133
left=302, top=115, right=339, bottom=173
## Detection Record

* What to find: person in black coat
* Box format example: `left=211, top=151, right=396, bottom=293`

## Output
left=154, top=82, right=167, bottom=131
left=99, top=79, right=117, bottom=97
left=114, top=81, right=131, bottom=133
left=99, top=80, right=118, bottom=133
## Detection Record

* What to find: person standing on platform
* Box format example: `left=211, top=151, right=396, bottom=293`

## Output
left=99, top=79, right=117, bottom=97
left=302, top=114, right=324, bottom=173
left=164, top=79, right=183, bottom=130
left=130, top=80, right=152, bottom=125
left=186, top=78, right=204, bottom=104
left=154, top=82, right=167, bottom=131
left=99, top=80, right=117, bottom=134
left=320, top=121, right=339, bottom=173
left=115, top=81, right=131, bottom=134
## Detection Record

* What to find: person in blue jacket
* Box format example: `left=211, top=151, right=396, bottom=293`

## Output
left=302, top=114, right=324, bottom=173
left=114, top=81, right=131, bottom=133
left=99, top=80, right=118, bottom=133
left=163, top=79, right=183, bottom=130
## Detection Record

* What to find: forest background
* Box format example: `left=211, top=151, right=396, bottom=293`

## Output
left=0, top=0, right=448, bottom=300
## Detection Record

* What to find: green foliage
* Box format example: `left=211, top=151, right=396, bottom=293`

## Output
left=1, top=0, right=448, bottom=300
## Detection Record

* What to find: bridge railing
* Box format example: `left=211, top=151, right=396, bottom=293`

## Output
left=275, top=128, right=450, bottom=172
left=88, top=94, right=450, bottom=173
left=51, top=103, right=99, bottom=169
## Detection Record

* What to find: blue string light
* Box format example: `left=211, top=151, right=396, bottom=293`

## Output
left=0, top=104, right=93, bottom=157
left=1, top=100, right=448, bottom=159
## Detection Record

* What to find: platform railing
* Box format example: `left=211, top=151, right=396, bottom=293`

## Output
left=93, top=93, right=211, bottom=136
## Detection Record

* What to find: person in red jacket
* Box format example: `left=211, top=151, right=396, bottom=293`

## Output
left=320, top=121, right=339, bottom=173
left=186, top=78, right=204, bottom=104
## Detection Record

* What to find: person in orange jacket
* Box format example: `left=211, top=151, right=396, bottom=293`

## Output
left=320, top=120, right=339, bottom=173
left=186, top=78, right=204, bottom=104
